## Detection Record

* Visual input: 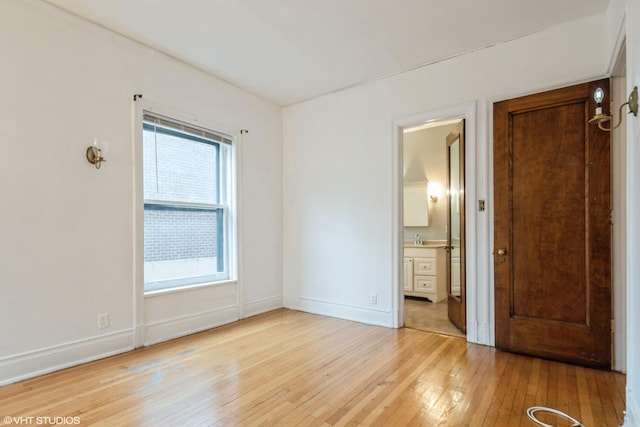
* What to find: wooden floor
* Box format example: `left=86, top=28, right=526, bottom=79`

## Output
left=0, top=309, right=626, bottom=426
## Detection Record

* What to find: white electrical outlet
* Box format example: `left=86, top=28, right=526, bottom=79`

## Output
left=370, top=294, right=378, bottom=305
left=97, top=313, right=110, bottom=329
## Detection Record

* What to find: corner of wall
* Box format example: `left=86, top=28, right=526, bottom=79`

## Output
left=606, top=0, right=627, bottom=74
left=243, top=296, right=284, bottom=318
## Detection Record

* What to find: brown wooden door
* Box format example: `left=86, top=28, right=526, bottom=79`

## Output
left=447, top=121, right=466, bottom=333
left=493, top=80, right=611, bottom=368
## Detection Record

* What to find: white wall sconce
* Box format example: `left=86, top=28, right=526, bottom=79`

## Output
left=589, top=86, right=638, bottom=131
left=428, top=182, right=443, bottom=203
left=86, top=138, right=108, bottom=169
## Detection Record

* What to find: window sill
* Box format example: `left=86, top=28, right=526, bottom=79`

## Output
left=144, top=279, right=238, bottom=298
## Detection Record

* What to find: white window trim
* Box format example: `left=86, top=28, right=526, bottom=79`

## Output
left=142, top=112, right=233, bottom=291
left=132, top=97, right=240, bottom=348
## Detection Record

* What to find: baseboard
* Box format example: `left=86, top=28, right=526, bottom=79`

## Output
left=476, top=322, right=492, bottom=346
left=286, top=296, right=392, bottom=327
left=243, top=296, right=283, bottom=318
left=0, top=329, right=134, bottom=386
left=623, top=388, right=638, bottom=427
left=143, top=305, right=239, bottom=346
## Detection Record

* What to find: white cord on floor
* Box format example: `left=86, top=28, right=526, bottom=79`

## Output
left=526, top=406, right=584, bottom=427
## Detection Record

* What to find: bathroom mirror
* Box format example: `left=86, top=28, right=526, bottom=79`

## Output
left=403, top=182, right=429, bottom=227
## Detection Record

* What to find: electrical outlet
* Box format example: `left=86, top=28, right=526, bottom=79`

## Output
left=97, top=313, right=110, bottom=329
left=370, top=294, right=378, bottom=305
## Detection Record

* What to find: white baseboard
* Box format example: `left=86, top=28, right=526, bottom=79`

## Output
left=0, top=329, right=134, bottom=386
left=466, top=319, right=478, bottom=343
left=623, top=389, right=638, bottom=427
left=1, top=303, right=269, bottom=386
left=285, top=296, right=392, bottom=327
left=476, top=322, right=492, bottom=346
left=143, top=305, right=239, bottom=346
left=243, top=296, right=283, bottom=318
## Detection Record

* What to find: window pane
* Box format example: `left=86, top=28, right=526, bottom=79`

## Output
left=143, top=125, right=218, bottom=204
left=142, top=116, right=230, bottom=293
left=144, top=205, right=225, bottom=292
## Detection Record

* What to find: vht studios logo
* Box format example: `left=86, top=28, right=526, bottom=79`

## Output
left=3, top=416, right=81, bottom=425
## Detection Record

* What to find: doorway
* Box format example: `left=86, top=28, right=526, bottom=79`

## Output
left=402, top=119, right=466, bottom=337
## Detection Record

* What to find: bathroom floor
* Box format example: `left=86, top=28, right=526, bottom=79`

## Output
left=404, top=297, right=465, bottom=338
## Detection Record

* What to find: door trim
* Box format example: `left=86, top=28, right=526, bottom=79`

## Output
left=392, top=101, right=491, bottom=345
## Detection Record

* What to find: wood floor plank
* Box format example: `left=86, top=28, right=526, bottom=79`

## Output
left=0, top=309, right=625, bottom=426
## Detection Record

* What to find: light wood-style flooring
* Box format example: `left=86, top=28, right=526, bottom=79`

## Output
left=404, top=297, right=465, bottom=338
left=0, top=309, right=625, bottom=426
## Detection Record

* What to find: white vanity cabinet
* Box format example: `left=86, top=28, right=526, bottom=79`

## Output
left=403, top=246, right=446, bottom=303
left=403, top=258, right=413, bottom=291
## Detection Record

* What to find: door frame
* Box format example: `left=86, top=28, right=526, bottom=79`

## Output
left=392, top=102, right=491, bottom=345
left=611, top=43, right=627, bottom=373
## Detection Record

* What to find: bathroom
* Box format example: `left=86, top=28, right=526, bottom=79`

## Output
left=403, top=119, right=465, bottom=337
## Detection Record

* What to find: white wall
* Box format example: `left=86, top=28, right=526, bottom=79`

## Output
left=403, top=123, right=458, bottom=243
left=283, top=14, right=608, bottom=339
left=604, top=0, right=640, bottom=423
left=0, top=0, right=282, bottom=384
left=621, top=0, right=640, bottom=422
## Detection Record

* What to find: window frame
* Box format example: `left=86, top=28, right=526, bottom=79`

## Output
left=140, top=109, right=237, bottom=295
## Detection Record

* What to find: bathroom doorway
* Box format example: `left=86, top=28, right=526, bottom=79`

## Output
left=402, top=119, right=466, bottom=337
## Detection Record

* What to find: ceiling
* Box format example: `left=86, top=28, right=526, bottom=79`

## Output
left=44, top=0, right=609, bottom=106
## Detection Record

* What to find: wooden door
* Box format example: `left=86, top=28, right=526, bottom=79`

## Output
left=493, top=80, right=611, bottom=368
left=447, top=121, right=466, bottom=333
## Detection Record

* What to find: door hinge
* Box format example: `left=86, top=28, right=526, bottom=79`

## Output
left=610, top=210, right=614, bottom=225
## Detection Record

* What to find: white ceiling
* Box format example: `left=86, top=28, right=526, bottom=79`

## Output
left=44, top=0, right=609, bottom=106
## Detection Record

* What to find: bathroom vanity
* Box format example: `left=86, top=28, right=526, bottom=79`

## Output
left=403, top=243, right=446, bottom=303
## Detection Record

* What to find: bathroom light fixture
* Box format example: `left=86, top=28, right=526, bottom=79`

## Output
left=428, top=182, right=443, bottom=203
left=86, top=138, right=108, bottom=169
left=589, top=86, right=638, bottom=131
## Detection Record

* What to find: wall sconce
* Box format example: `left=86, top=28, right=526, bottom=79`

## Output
left=428, top=182, right=443, bottom=203
left=589, top=86, right=638, bottom=131
left=86, top=138, right=108, bottom=169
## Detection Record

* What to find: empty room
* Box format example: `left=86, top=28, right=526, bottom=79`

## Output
left=1, top=0, right=639, bottom=425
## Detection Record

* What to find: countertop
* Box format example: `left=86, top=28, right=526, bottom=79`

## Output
left=403, top=241, right=446, bottom=249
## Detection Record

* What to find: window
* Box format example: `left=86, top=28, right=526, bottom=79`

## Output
left=143, top=112, right=233, bottom=293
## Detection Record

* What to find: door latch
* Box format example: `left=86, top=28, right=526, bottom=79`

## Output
left=496, top=248, right=507, bottom=263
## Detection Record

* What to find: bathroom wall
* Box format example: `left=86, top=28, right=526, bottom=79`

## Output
left=403, top=122, right=460, bottom=242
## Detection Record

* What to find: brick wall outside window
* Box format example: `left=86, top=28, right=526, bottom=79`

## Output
left=143, top=126, right=219, bottom=264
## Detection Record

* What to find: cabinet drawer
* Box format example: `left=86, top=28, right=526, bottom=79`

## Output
left=415, top=277, right=436, bottom=293
left=414, top=257, right=437, bottom=275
